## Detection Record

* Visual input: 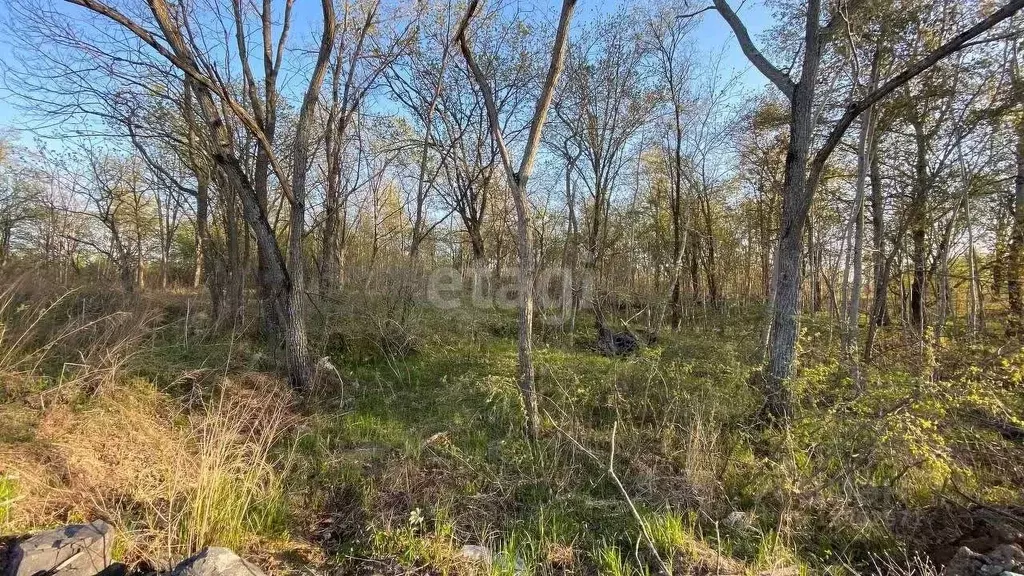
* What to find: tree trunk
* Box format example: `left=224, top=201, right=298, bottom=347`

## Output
left=320, top=186, right=346, bottom=294
left=933, top=213, right=956, bottom=344
left=564, top=167, right=582, bottom=339
left=456, top=0, right=576, bottom=441
left=688, top=232, right=701, bottom=302
left=194, top=181, right=206, bottom=290
left=195, top=174, right=222, bottom=320
left=805, top=211, right=821, bottom=313
left=844, top=50, right=879, bottom=389
left=252, top=151, right=282, bottom=345
left=845, top=108, right=873, bottom=390
left=965, top=196, right=983, bottom=336
left=869, top=135, right=889, bottom=327
left=0, top=221, right=12, bottom=268
left=222, top=177, right=244, bottom=326
left=909, top=119, right=929, bottom=334
left=762, top=30, right=820, bottom=420
left=670, top=92, right=686, bottom=329
left=514, top=203, right=538, bottom=440
left=700, top=195, right=718, bottom=307
left=1008, top=116, right=1024, bottom=335
left=282, top=14, right=334, bottom=389
left=994, top=203, right=1007, bottom=298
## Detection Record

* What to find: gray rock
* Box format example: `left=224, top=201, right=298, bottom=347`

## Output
left=942, top=547, right=987, bottom=576
left=723, top=511, right=752, bottom=530
left=457, top=545, right=491, bottom=565
left=942, top=544, right=1024, bottom=576
left=5, top=520, right=113, bottom=576
left=987, top=544, right=1024, bottom=571
left=171, top=548, right=265, bottom=576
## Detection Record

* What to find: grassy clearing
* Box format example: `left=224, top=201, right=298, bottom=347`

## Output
left=2, top=281, right=1023, bottom=575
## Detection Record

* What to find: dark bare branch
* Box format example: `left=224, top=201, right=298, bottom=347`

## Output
left=712, top=0, right=795, bottom=100
left=810, top=0, right=1024, bottom=186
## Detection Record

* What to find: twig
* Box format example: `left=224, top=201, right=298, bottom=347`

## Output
left=948, top=481, right=1024, bottom=529
left=677, top=5, right=714, bottom=19
left=551, top=418, right=671, bottom=574
left=184, top=298, right=190, bottom=351
left=606, top=420, right=671, bottom=569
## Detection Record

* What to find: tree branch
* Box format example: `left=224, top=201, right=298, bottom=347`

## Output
left=809, top=0, right=1024, bottom=187
left=712, top=0, right=795, bottom=100
left=678, top=5, right=714, bottom=19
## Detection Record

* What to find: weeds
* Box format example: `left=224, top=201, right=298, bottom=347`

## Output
left=2, top=284, right=1022, bottom=575
left=0, top=474, right=17, bottom=528
left=172, top=376, right=295, bottom=555
left=0, top=281, right=299, bottom=569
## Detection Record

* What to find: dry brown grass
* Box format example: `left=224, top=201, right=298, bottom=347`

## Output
left=173, top=374, right=298, bottom=557
left=0, top=275, right=300, bottom=570
left=0, top=275, right=161, bottom=397
left=2, top=374, right=297, bottom=569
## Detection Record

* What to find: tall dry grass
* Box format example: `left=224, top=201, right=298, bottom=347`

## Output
left=0, top=274, right=158, bottom=396
left=0, top=274, right=299, bottom=569
left=172, top=376, right=297, bottom=556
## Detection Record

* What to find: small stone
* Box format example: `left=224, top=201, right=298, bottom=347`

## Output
left=171, top=547, right=266, bottom=576
left=5, top=520, right=113, bottom=576
left=942, top=547, right=988, bottom=576
left=988, top=544, right=1024, bottom=570
left=723, top=511, right=752, bottom=530
left=458, top=544, right=491, bottom=565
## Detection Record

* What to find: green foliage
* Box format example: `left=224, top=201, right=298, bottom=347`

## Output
left=4, top=290, right=1022, bottom=574
left=0, top=474, right=16, bottom=527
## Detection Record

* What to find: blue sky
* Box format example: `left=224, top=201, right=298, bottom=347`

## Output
left=0, top=46, right=20, bottom=129
left=689, top=1, right=773, bottom=92
left=0, top=0, right=774, bottom=143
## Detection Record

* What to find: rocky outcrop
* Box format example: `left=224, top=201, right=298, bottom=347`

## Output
left=3, top=523, right=263, bottom=576
left=171, top=548, right=265, bottom=576
left=942, top=544, right=1024, bottom=576
left=4, top=521, right=113, bottom=576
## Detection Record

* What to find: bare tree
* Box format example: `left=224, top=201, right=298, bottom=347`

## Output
left=713, top=0, right=1024, bottom=420
left=554, top=11, right=656, bottom=314
left=321, top=0, right=416, bottom=293
left=54, top=0, right=339, bottom=389
left=457, top=0, right=578, bottom=441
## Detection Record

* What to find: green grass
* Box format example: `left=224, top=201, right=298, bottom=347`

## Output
left=279, top=304, right=803, bottom=573
left=4, top=288, right=1023, bottom=574
left=0, top=475, right=17, bottom=527
left=283, top=300, right=1021, bottom=574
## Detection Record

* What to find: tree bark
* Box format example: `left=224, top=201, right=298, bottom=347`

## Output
left=1008, top=116, right=1024, bottom=335
left=909, top=119, right=929, bottom=334
left=845, top=107, right=873, bottom=390
left=869, top=133, right=889, bottom=327
left=759, top=0, right=821, bottom=419
left=457, top=0, right=577, bottom=441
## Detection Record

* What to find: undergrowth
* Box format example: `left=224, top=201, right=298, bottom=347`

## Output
left=2, top=277, right=1022, bottom=575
